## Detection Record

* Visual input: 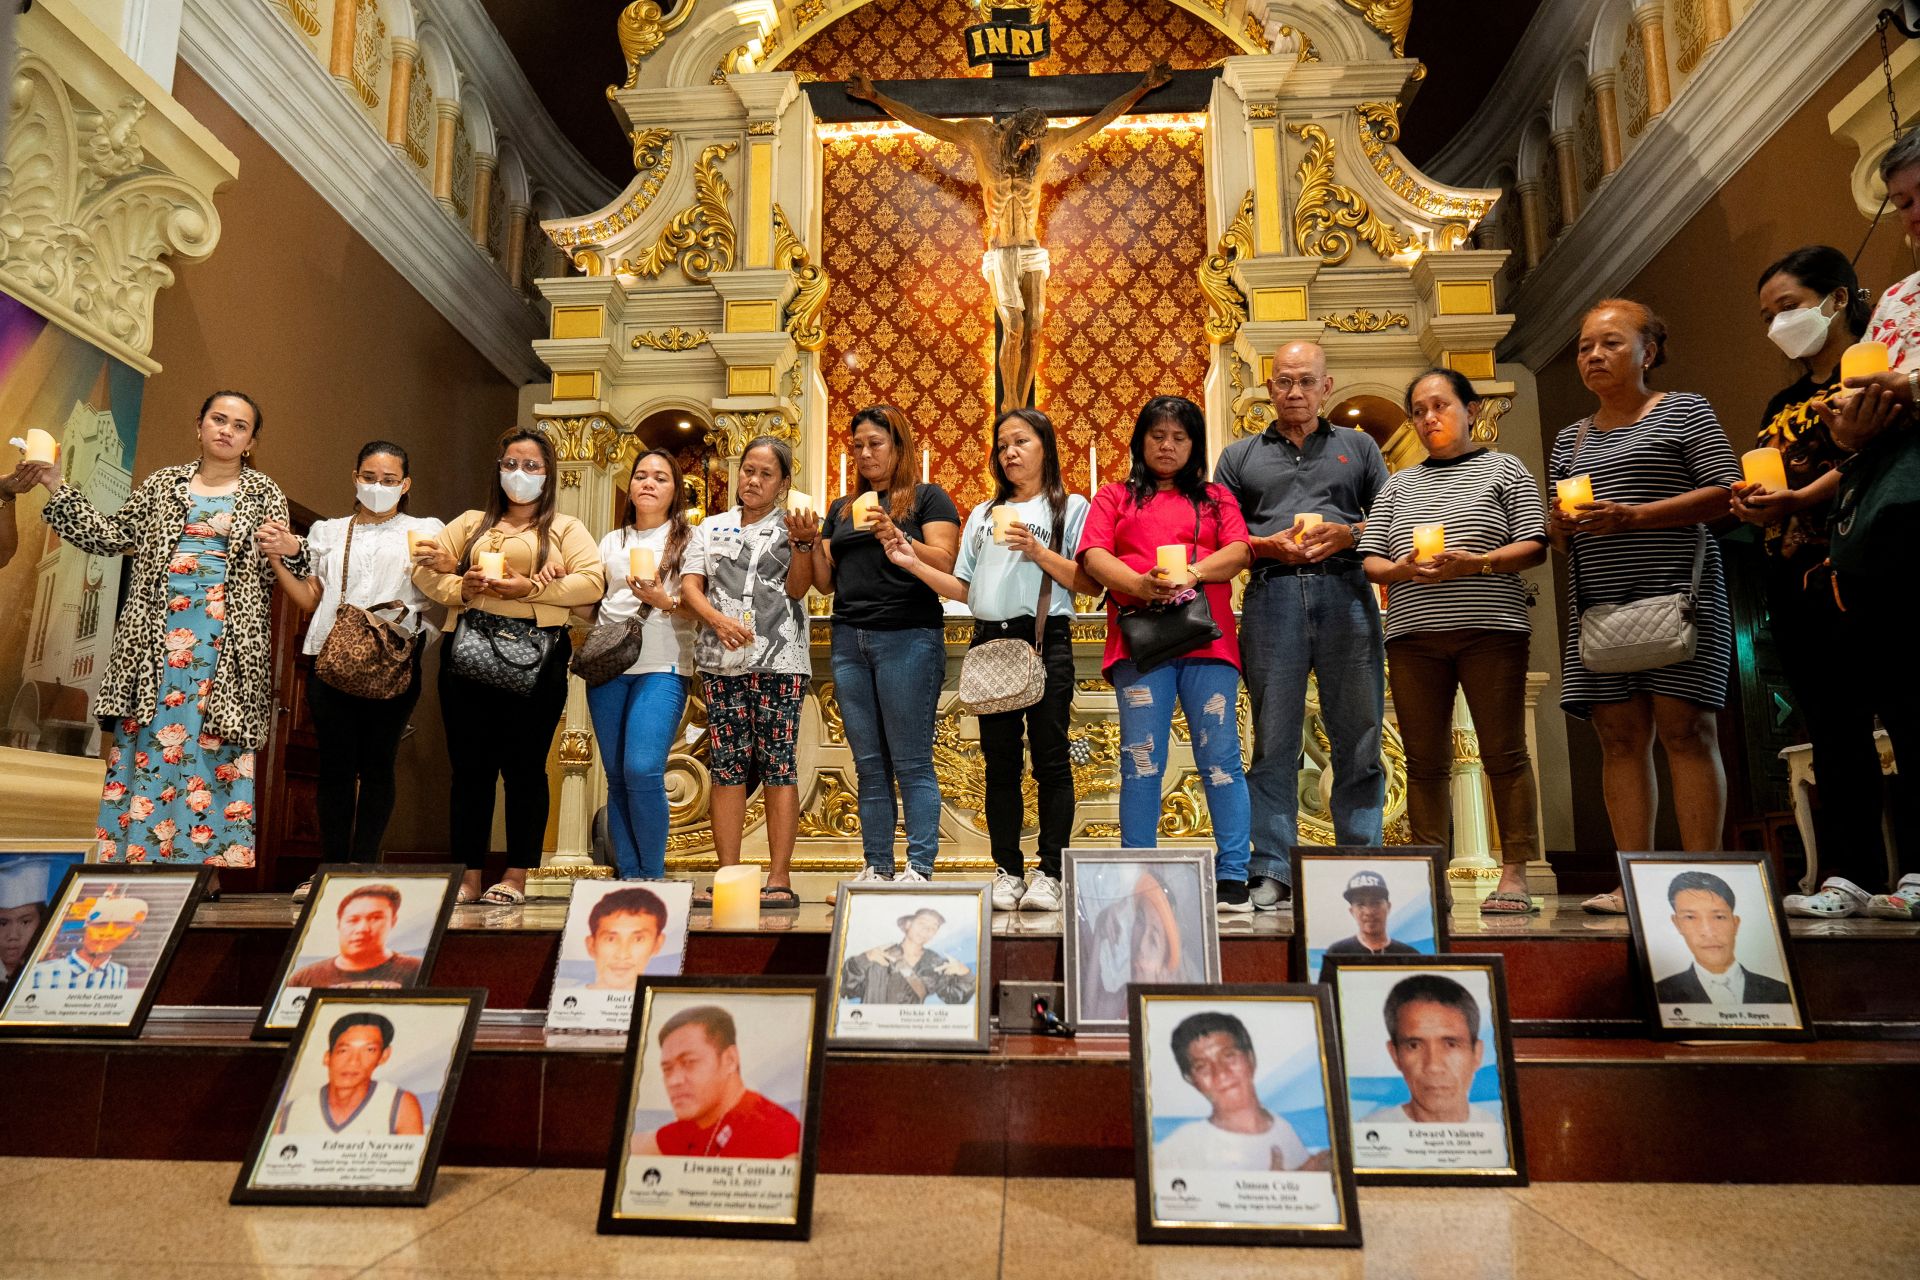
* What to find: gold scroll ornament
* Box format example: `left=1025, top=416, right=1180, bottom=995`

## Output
left=771, top=203, right=831, bottom=351
left=615, top=141, right=739, bottom=281
left=608, top=1, right=701, bottom=98
left=1288, top=121, right=1411, bottom=265
left=1198, top=189, right=1255, bottom=344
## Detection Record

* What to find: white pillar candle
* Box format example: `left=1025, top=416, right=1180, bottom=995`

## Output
left=787, top=488, right=814, bottom=515
left=1412, top=523, right=1446, bottom=562
left=851, top=491, right=880, bottom=530
left=476, top=550, right=506, bottom=579
left=1155, top=544, right=1189, bottom=585
left=839, top=451, right=847, bottom=497
left=991, top=504, right=1019, bottom=544
left=711, top=864, right=761, bottom=930
left=1088, top=446, right=1098, bottom=495
left=1740, top=448, right=1788, bottom=493
left=22, top=428, right=58, bottom=465
left=922, top=448, right=930, bottom=484
left=629, top=545, right=658, bottom=580
left=1292, top=513, right=1323, bottom=540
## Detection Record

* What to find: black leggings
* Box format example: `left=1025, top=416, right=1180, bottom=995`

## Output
left=306, top=661, right=422, bottom=862
left=438, top=627, right=572, bottom=871
left=973, top=615, right=1077, bottom=879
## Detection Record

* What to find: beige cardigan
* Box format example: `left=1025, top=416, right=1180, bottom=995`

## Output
left=412, top=509, right=606, bottom=629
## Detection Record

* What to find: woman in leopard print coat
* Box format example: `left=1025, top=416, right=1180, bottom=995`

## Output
left=30, top=392, right=310, bottom=867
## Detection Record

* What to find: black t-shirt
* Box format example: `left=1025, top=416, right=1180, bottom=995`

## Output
left=1758, top=371, right=1846, bottom=568
left=822, top=484, right=961, bottom=630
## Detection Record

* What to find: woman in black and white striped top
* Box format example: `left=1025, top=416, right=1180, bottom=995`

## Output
left=1548, top=300, right=1742, bottom=915
left=1359, top=369, right=1549, bottom=914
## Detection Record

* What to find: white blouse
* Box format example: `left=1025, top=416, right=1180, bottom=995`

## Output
left=302, top=513, right=444, bottom=655
left=597, top=523, right=695, bottom=676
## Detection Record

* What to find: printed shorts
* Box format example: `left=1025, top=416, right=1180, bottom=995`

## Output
left=701, top=671, right=807, bottom=787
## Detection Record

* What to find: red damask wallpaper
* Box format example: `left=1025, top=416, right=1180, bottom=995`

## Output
left=819, top=119, right=1208, bottom=513
left=783, top=0, right=1244, bottom=82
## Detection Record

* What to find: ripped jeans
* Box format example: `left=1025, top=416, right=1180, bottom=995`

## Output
left=1109, top=657, right=1253, bottom=884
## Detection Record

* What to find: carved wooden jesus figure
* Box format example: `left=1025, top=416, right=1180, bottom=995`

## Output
left=847, top=64, right=1174, bottom=413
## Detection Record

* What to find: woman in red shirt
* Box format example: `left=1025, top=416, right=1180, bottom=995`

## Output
left=1080, top=397, right=1255, bottom=910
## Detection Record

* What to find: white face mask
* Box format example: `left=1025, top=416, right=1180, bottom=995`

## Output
left=1766, top=299, right=1836, bottom=360
left=355, top=481, right=403, bottom=514
left=500, top=469, right=545, bottom=503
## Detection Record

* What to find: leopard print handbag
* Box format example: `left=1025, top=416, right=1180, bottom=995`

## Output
left=313, top=520, right=419, bottom=699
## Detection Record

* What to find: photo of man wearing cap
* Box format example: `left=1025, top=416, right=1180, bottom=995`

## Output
left=0, top=860, right=55, bottom=985
left=839, top=906, right=978, bottom=1006
left=1326, top=871, right=1422, bottom=961
left=29, top=892, right=147, bottom=990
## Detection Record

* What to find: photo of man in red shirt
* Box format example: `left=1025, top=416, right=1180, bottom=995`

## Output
left=631, top=1004, right=801, bottom=1159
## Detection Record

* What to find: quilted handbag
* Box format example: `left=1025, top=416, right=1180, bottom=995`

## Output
left=448, top=609, right=556, bottom=696
left=313, top=520, right=418, bottom=699
left=570, top=618, right=644, bottom=688
left=1567, top=417, right=1706, bottom=674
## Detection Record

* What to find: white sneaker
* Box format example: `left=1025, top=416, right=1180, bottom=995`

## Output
left=1249, top=875, right=1289, bottom=911
left=991, top=870, right=1026, bottom=912
left=851, top=866, right=893, bottom=884
left=896, top=866, right=931, bottom=884
left=1784, top=877, right=1869, bottom=919
left=1866, top=874, right=1920, bottom=920
left=1019, top=872, right=1063, bottom=912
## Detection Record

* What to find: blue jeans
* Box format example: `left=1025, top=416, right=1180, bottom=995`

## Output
left=586, top=671, right=690, bottom=879
left=1240, top=568, right=1386, bottom=883
left=1110, top=658, right=1252, bottom=884
left=831, top=624, right=946, bottom=874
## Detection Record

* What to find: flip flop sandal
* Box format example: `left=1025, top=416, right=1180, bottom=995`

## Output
left=478, top=884, right=525, bottom=906
left=1479, top=890, right=1538, bottom=915
left=1581, top=891, right=1626, bottom=915
left=761, top=885, right=802, bottom=909
left=455, top=887, right=481, bottom=905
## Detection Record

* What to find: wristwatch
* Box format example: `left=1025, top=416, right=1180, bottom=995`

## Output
left=1479, top=556, right=1494, bottom=575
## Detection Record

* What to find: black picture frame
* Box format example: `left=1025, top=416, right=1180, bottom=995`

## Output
left=0, top=842, right=100, bottom=995
left=252, top=864, right=464, bottom=1039
left=1128, top=983, right=1362, bottom=1248
left=598, top=975, right=829, bottom=1240
left=1288, top=846, right=1448, bottom=984
left=0, top=863, right=209, bottom=1038
left=230, top=987, right=486, bottom=1207
left=825, top=880, right=991, bottom=1052
left=1321, top=952, right=1529, bottom=1186
left=1617, top=851, right=1812, bottom=1042
left=1062, top=847, right=1221, bottom=1034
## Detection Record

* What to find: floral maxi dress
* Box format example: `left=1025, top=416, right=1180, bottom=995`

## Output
left=95, top=495, right=258, bottom=866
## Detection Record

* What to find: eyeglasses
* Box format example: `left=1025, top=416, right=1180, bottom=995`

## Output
left=498, top=459, right=547, bottom=474
left=1270, top=376, right=1321, bottom=393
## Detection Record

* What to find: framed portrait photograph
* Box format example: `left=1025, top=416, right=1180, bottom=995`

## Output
left=0, top=864, right=208, bottom=1037
left=599, top=976, right=828, bottom=1240
left=1290, top=847, right=1447, bottom=984
left=231, top=988, right=485, bottom=1206
left=1129, top=985, right=1361, bottom=1248
left=825, top=880, right=989, bottom=1052
left=1618, top=852, right=1811, bottom=1041
left=546, top=880, right=694, bottom=1035
left=1322, top=953, right=1528, bottom=1185
left=1064, top=849, right=1220, bottom=1034
left=254, top=865, right=463, bottom=1038
left=0, top=843, right=98, bottom=993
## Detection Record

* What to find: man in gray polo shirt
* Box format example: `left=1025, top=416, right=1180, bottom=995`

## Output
left=1215, top=341, right=1389, bottom=909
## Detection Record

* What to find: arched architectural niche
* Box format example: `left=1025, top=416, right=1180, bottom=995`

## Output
left=490, top=141, right=529, bottom=267
left=458, top=83, right=497, bottom=158
left=413, top=23, right=459, bottom=109
left=1550, top=56, right=1586, bottom=138
left=382, top=0, right=416, bottom=44
left=662, top=2, right=776, bottom=89
left=1605, top=1, right=1650, bottom=161
left=1257, top=1, right=1379, bottom=63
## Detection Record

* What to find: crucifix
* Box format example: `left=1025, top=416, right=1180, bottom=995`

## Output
left=845, top=59, right=1174, bottom=413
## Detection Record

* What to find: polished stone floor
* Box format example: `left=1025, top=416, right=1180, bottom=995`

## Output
left=0, top=1159, right=1911, bottom=1279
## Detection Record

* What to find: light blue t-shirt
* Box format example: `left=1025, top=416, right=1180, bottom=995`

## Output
left=952, top=493, right=1089, bottom=622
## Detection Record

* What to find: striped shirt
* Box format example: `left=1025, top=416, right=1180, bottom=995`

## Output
left=1356, top=450, right=1547, bottom=640
left=1548, top=392, right=1741, bottom=714
left=29, top=951, right=130, bottom=990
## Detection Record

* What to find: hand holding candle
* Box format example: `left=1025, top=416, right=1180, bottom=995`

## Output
left=1412, top=523, right=1445, bottom=562
left=991, top=504, right=1020, bottom=545
left=1840, top=341, right=1891, bottom=382
left=476, top=550, right=506, bottom=579
left=1291, top=513, right=1323, bottom=541
left=786, top=488, right=814, bottom=516
left=629, top=545, right=658, bottom=581
left=851, top=490, right=881, bottom=531
left=710, top=864, right=761, bottom=930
